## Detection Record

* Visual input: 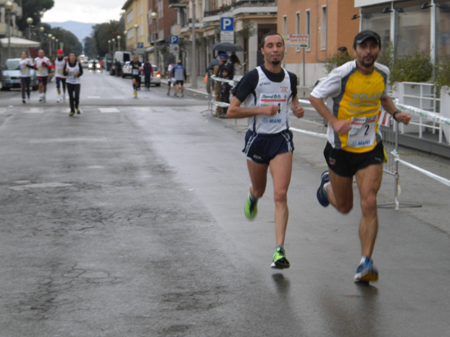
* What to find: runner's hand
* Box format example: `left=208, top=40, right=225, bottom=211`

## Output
left=262, top=105, right=279, bottom=116
left=395, top=112, right=411, bottom=125
left=292, top=105, right=304, bottom=118
left=331, top=119, right=352, bottom=135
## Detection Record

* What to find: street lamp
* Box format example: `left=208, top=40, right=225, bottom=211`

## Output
left=52, top=36, right=56, bottom=56
left=112, top=38, right=115, bottom=54
left=27, top=17, right=33, bottom=40
left=5, top=1, right=13, bottom=60
left=48, top=34, right=52, bottom=55
left=150, top=12, right=158, bottom=70
left=108, top=40, right=111, bottom=55
left=117, top=35, right=121, bottom=51
left=134, top=24, right=139, bottom=52
left=56, top=39, right=59, bottom=51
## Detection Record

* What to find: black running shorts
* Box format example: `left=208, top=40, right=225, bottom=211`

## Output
left=324, top=141, right=384, bottom=177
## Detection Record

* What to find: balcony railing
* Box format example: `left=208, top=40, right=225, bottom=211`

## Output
left=204, top=0, right=277, bottom=17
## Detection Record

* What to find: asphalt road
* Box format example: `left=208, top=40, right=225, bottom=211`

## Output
left=0, top=70, right=449, bottom=337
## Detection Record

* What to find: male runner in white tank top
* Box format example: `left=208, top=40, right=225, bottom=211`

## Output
left=228, top=32, right=304, bottom=269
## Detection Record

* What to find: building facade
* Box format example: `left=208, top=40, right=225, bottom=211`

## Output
left=355, top=0, right=450, bottom=65
left=168, top=0, right=278, bottom=80
left=278, top=0, right=359, bottom=87
left=122, top=0, right=150, bottom=56
left=147, top=0, right=178, bottom=72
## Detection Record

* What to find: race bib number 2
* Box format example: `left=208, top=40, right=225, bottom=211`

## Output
left=347, top=116, right=377, bottom=148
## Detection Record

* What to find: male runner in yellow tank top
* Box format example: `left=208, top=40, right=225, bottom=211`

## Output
left=309, top=30, right=411, bottom=283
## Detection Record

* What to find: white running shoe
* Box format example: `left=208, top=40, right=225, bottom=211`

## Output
left=57, top=96, right=61, bottom=103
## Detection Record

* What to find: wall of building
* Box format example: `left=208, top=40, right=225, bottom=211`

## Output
left=124, top=0, right=149, bottom=53
left=278, top=0, right=359, bottom=87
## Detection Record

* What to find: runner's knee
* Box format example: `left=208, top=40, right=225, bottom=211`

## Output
left=336, top=200, right=353, bottom=214
left=273, top=188, right=288, bottom=204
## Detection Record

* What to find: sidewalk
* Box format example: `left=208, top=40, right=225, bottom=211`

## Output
left=162, top=75, right=313, bottom=99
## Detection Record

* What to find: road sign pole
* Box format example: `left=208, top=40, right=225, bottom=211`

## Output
left=191, top=0, right=197, bottom=89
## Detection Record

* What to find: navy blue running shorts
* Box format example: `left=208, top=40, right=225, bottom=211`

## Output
left=324, top=141, right=384, bottom=177
left=243, top=129, right=294, bottom=165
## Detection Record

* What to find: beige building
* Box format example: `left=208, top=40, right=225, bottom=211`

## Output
left=122, top=0, right=150, bottom=54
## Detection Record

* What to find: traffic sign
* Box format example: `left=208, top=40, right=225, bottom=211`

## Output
left=220, top=31, right=234, bottom=44
left=220, top=17, right=234, bottom=31
left=169, top=35, right=179, bottom=44
left=137, top=42, right=144, bottom=49
left=170, top=44, right=179, bottom=54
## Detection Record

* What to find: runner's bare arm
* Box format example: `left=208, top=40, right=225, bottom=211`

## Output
left=309, top=95, right=351, bottom=135
left=227, top=96, right=279, bottom=119
left=380, top=96, right=411, bottom=125
left=291, top=95, right=304, bottom=118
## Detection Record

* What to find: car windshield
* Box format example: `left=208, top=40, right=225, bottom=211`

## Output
left=4, top=60, right=19, bottom=70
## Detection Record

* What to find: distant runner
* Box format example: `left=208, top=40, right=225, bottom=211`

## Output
left=54, top=49, right=67, bottom=103
left=64, top=51, right=83, bottom=116
left=129, top=55, right=142, bottom=98
left=34, top=49, right=53, bottom=102
left=17, top=51, right=34, bottom=104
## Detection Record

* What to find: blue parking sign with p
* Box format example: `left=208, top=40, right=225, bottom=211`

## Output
left=169, top=35, right=179, bottom=44
left=221, top=17, right=234, bottom=31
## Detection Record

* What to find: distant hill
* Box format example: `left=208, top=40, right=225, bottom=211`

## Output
left=46, top=21, right=95, bottom=46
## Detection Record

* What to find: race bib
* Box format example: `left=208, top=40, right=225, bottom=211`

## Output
left=57, top=69, right=63, bottom=75
left=259, top=94, right=287, bottom=113
left=347, top=116, right=377, bottom=148
left=132, top=68, right=139, bottom=75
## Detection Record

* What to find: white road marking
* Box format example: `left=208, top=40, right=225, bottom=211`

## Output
left=98, top=108, right=120, bottom=113
left=9, top=182, right=73, bottom=191
left=24, top=108, right=44, bottom=113
left=87, top=96, right=101, bottom=99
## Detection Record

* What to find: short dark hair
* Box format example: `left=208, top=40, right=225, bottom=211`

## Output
left=260, top=32, right=285, bottom=49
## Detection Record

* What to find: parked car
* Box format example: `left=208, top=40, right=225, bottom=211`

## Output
left=1, top=58, right=38, bottom=91
left=121, top=61, right=132, bottom=78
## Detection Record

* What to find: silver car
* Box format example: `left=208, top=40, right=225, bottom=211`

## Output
left=1, top=58, right=38, bottom=91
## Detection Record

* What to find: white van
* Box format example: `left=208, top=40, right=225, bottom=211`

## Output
left=113, top=51, right=131, bottom=65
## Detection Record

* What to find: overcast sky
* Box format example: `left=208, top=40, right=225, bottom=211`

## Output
left=42, top=0, right=125, bottom=24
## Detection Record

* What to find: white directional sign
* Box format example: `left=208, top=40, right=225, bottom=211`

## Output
left=282, top=34, right=309, bottom=48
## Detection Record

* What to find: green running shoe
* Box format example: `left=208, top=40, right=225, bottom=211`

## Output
left=244, top=192, right=258, bottom=220
left=76, top=108, right=81, bottom=114
left=271, top=247, right=290, bottom=269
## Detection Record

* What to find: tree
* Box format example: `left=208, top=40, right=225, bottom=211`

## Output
left=17, top=0, right=55, bottom=32
left=90, top=18, right=125, bottom=58
left=49, top=27, right=83, bottom=56
left=83, top=36, right=98, bottom=59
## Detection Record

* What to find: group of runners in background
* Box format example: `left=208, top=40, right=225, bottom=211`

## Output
left=18, top=49, right=82, bottom=116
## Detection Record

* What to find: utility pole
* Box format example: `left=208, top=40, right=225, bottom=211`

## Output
left=190, top=0, right=197, bottom=89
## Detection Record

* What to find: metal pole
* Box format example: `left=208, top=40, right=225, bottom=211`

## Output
left=302, top=48, right=306, bottom=87
left=190, top=0, right=197, bottom=89
left=7, top=10, right=11, bottom=60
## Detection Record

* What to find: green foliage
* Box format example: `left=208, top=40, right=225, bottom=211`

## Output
left=389, top=50, right=433, bottom=86
left=435, top=56, right=450, bottom=90
left=49, top=27, right=83, bottom=56
left=91, top=18, right=125, bottom=57
left=323, top=52, right=354, bottom=74
left=376, top=41, right=393, bottom=69
left=236, top=22, right=256, bottom=40
left=17, top=0, right=55, bottom=33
